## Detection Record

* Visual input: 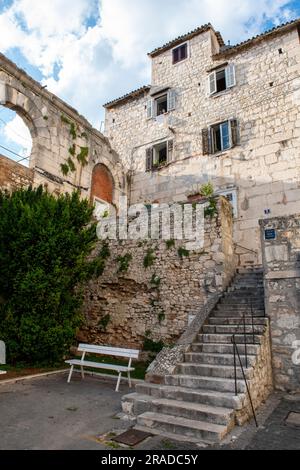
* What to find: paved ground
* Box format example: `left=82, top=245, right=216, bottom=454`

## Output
left=0, top=373, right=299, bottom=450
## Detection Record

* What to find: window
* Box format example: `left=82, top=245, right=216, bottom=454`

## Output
left=202, top=119, right=238, bottom=155
left=146, top=140, right=174, bottom=171
left=211, top=121, right=230, bottom=152
left=147, top=89, right=176, bottom=119
left=156, top=94, right=168, bottom=116
left=172, top=43, right=188, bottom=64
left=208, top=64, right=236, bottom=95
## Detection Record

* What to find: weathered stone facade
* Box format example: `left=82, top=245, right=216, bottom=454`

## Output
left=104, top=20, right=300, bottom=263
left=0, top=53, right=126, bottom=206
left=79, top=197, right=235, bottom=349
left=261, top=214, right=300, bottom=392
left=0, top=154, right=33, bottom=191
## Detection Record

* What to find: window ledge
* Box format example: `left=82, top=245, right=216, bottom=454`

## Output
left=210, top=88, right=233, bottom=98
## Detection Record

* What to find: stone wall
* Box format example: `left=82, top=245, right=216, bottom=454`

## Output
left=105, top=24, right=300, bottom=263
left=260, top=214, right=300, bottom=392
left=79, top=197, right=235, bottom=350
left=0, top=154, right=33, bottom=191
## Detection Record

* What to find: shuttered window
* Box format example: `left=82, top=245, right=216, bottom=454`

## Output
left=146, top=147, right=153, bottom=172
left=146, top=140, right=174, bottom=171
left=208, top=64, right=236, bottom=95
left=202, top=119, right=239, bottom=155
left=146, top=89, right=176, bottom=118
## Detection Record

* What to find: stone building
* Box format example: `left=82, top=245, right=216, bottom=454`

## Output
left=104, top=19, right=300, bottom=264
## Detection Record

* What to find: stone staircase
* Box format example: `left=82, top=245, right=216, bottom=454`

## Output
left=122, top=267, right=273, bottom=444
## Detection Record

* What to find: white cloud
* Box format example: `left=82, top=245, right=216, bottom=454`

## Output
left=3, top=114, right=32, bottom=158
left=0, top=0, right=297, bottom=133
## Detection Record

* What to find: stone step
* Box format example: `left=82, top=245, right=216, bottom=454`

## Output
left=216, top=303, right=265, bottom=315
left=190, top=342, right=259, bottom=355
left=236, top=268, right=263, bottom=274
left=202, top=324, right=266, bottom=335
left=135, top=383, right=245, bottom=410
left=165, top=374, right=246, bottom=393
left=198, top=333, right=262, bottom=344
left=213, top=310, right=265, bottom=317
left=184, top=352, right=256, bottom=367
left=227, top=287, right=264, bottom=293
left=137, top=412, right=229, bottom=443
left=208, top=317, right=268, bottom=326
left=122, top=394, right=235, bottom=426
left=178, top=363, right=252, bottom=380
left=220, top=299, right=265, bottom=305
left=133, top=424, right=202, bottom=444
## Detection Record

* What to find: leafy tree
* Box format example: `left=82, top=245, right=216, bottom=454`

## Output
left=0, top=186, right=105, bottom=366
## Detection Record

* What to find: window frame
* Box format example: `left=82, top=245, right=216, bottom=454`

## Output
left=208, top=64, right=236, bottom=96
left=172, top=42, right=189, bottom=65
left=145, top=139, right=174, bottom=172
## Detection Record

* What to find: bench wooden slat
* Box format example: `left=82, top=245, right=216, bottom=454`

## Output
left=65, top=359, right=134, bottom=372
left=77, top=344, right=139, bottom=359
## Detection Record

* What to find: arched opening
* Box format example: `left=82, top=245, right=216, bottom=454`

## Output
left=0, top=105, right=33, bottom=167
left=91, top=163, right=114, bottom=204
left=91, top=163, right=115, bottom=220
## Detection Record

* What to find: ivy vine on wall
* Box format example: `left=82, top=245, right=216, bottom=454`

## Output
left=60, top=115, right=89, bottom=176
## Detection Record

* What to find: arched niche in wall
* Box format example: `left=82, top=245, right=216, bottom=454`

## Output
left=91, top=163, right=115, bottom=204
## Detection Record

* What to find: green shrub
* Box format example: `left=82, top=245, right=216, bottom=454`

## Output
left=165, top=239, right=175, bottom=249
left=143, top=333, right=165, bottom=353
left=150, top=274, right=161, bottom=287
left=116, top=253, right=132, bottom=273
left=143, top=249, right=156, bottom=268
left=178, top=247, right=190, bottom=259
left=98, top=314, right=111, bottom=331
left=0, top=186, right=105, bottom=366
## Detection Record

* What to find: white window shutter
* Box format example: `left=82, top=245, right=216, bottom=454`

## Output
left=167, top=89, right=176, bottom=111
left=208, top=72, right=217, bottom=95
left=147, top=99, right=153, bottom=119
left=225, top=64, right=236, bottom=88
left=167, top=140, right=174, bottom=162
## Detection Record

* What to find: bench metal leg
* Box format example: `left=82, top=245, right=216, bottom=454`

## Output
left=116, top=372, right=122, bottom=392
left=67, top=365, right=74, bottom=383
left=128, top=371, right=132, bottom=388
left=80, top=365, right=85, bottom=379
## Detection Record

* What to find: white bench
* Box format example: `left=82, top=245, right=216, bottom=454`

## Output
left=65, top=344, right=140, bottom=392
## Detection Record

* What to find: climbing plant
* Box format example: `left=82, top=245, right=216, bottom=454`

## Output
left=60, top=115, right=89, bottom=177
left=0, top=186, right=106, bottom=366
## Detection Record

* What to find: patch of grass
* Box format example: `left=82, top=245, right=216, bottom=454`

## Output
left=106, top=441, right=121, bottom=449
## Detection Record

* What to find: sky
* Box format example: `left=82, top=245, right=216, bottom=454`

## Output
left=0, top=0, right=300, bottom=164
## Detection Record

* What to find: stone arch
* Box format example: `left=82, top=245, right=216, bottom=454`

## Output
left=91, top=163, right=115, bottom=204
left=0, top=82, right=51, bottom=169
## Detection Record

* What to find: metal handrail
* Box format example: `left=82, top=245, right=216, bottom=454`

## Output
left=231, top=300, right=259, bottom=427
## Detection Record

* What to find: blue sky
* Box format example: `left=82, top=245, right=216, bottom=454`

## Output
left=0, top=0, right=300, bottom=164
